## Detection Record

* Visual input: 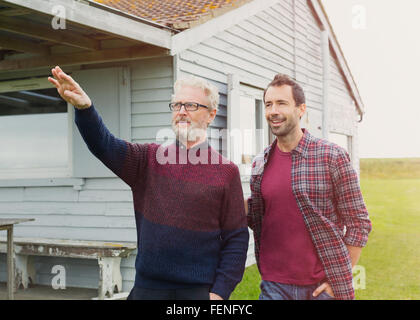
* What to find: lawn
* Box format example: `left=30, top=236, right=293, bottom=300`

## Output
left=230, top=264, right=261, bottom=300
left=231, top=158, right=420, bottom=300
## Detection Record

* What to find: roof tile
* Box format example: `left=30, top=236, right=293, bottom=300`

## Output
left=93, top=0, right=251, bottom=30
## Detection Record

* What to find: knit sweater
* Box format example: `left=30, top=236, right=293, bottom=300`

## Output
left=74, top=105, right=249, bottom=299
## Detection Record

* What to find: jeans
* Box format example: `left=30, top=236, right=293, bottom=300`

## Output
left=127, top=286, right=210, bottom=300
left=259, top=280, right=335, bottom=300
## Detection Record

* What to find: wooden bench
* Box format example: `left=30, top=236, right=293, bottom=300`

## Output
left=0, top=237, right=136, bottom=300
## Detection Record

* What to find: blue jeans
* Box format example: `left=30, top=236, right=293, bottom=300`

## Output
left=259, top=280, right=335, bottom=300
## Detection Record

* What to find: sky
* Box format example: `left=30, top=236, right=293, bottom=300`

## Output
left=322, top=0, right=420, bottom=158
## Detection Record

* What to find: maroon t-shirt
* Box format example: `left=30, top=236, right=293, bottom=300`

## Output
left=260, top=145, right=326, bottom=285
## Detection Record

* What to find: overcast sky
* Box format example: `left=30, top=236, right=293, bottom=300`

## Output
left=322, top=0, right=420, bottom=158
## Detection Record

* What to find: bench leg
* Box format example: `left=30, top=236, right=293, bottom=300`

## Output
left=7, top=226, right=14, bottom=299
left=14, top=255, right=35, bottom=290
left=14, top=254, right=26, bottom=291
left=98, top=257, right=122, bottom=299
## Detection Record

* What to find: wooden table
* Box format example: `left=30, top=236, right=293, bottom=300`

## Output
left=0, top=218, right=35, bottom=300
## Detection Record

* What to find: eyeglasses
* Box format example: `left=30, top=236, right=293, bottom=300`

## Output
left=169, top=102, right=209, bottom=112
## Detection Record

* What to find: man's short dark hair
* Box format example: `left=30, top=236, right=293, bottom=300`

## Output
left=264, top=74, right=306, bottom=107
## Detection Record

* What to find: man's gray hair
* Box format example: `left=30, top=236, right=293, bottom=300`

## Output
left=173, top=76, right=219, bottom=112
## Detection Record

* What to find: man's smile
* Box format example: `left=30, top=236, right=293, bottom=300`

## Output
left=269, top=118, right=286, bottom=127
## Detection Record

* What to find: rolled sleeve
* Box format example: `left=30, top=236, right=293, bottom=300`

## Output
left=344, top=226, right=370, bottom=248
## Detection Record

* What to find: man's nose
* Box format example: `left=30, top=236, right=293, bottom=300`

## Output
left=178, top=104, right=188, bottom=115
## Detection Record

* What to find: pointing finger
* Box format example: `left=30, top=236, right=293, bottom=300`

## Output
left=53, top=66, right=67, bottom=82
left=58, top=71, right=79, bottom=88
left=51, top=68, right=65, bottom=85
left=47, top=76, right=60, bottom=88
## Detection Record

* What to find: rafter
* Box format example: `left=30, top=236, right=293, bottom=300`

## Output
left=0, top=35, right=49, bottom=55
left=0, top=16, right=100, bottom=51
left=0, top=7, right=29, bottom=16
left=0, top=46, right=169, bottom=71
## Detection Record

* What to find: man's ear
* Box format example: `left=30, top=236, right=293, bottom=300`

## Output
left=208, top=108, right=217, bottom=124
left=298, top=103, right=306, bottom=119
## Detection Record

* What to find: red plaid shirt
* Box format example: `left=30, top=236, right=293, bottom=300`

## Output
left=247, top=129, right=372, bottom=300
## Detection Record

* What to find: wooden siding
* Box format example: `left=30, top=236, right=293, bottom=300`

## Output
left=0, top=178, right=137, bottom=291
left=131, top=56, right=174, bottom=146
left=328, top=54, right=356, bottom=136
left=176, top=0, right=329, bottom=144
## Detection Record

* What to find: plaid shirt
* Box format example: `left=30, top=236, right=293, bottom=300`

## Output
left=247, top=129, right=372, bottom=300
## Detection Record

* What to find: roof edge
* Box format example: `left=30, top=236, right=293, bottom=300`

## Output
left=313, top=0, right=365, bottom=116
left=88, top=0, right=179, bottom=33
left=171, top=0, right=253, bottom=30
left=2, top=0, right=173, bottom=49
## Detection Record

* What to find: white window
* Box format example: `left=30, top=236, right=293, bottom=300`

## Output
left=228, top=75, right=269, bottom=176
left=0, top=67, right=131, bottom=180
left=0, top=78, right=70, bottom=179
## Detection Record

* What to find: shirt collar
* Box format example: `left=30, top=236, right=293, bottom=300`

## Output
left=292, top=128, right=312, bottom=159
left=265, top=128, right=312, bottom=161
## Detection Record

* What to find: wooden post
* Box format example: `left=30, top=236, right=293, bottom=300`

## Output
left=7, top=225, right=14, bottom=300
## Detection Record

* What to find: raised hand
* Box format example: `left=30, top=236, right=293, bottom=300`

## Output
left=48, top=66, right=92, bottom=109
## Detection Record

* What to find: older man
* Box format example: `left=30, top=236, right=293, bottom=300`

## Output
left=48, top=66, right=249, bottom=300
left=246, top=74, right=372, bottom=300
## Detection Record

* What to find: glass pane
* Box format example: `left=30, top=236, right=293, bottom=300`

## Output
left=0, top=88, right=68, bottom=170
left=239, top=96, right=257, bottom=165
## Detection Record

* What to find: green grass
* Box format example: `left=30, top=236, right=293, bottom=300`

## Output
left=231, top=158, right=420, bottom=300
left=356, top=177, right=420, bottom=299
left=230, top=264, right=261, bottom=300
left=360, top=158, right=420, bottom=180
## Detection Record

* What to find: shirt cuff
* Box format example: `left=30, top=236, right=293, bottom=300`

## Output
left=210, top=278, right=234, bottom=300
left=343, top=228, right=369, bottom=247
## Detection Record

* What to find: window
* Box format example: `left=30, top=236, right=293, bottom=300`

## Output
left=228, top=76, right=269, bottom=176
left=0, top=67, right=131, bottom=181
left=0, top=79, right=70, bottom=179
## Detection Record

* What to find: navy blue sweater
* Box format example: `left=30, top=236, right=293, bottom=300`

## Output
left=75, top=105, right=249, bottom=299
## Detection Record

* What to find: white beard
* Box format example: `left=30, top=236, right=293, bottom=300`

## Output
left=172, top=120, right=207, bottom=143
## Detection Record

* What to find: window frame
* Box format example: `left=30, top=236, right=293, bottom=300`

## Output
left=227, top=74, right=269, bottom=177
left=0, top=76, right=72, bottom=180
left=0, top=66, right=131, bottom=184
